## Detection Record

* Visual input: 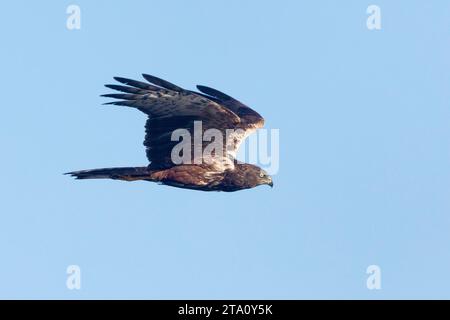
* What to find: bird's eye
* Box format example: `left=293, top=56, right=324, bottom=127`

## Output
left=259, top=172, right=264, bottom=178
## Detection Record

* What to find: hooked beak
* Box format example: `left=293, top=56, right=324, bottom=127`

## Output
left=268, top=178, right=273, bottom=188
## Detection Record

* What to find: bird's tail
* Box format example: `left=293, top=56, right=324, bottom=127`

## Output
left=65, top=166, right=152, bottom=181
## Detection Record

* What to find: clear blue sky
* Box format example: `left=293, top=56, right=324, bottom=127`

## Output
left=0, top=0, right=449, bottom=299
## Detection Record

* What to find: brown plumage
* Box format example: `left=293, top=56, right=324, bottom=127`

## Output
left=66, top=74, right=273, bottom=192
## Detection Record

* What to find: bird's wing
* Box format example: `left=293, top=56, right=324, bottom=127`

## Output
left=195, top=85, right=265, bottom=158
left=102, top=74, right=241, bottom=170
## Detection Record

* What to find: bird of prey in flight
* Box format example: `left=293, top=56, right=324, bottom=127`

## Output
left=66, top=74, right=273, bottom=192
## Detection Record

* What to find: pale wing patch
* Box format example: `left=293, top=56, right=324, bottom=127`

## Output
left=196, top=155, right=235, bottom=172
left=226, top=120, right=264, bottom=159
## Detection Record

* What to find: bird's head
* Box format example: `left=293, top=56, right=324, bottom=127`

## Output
left=258, top=168, right=273, bottom=188
left=240, top=164, right=273, bottom=188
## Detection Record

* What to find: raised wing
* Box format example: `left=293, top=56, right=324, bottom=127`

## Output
left=195, top=85, right=265, bottom=157
left=102, top=74, right=241, bottom=170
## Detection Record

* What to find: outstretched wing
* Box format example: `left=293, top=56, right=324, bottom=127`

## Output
left=195, top=85, right=265, bottom=158
left=102, top=74, right=241, bottom=170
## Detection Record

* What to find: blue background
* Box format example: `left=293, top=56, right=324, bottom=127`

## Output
left=0, top=1, right=449, bottom=299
